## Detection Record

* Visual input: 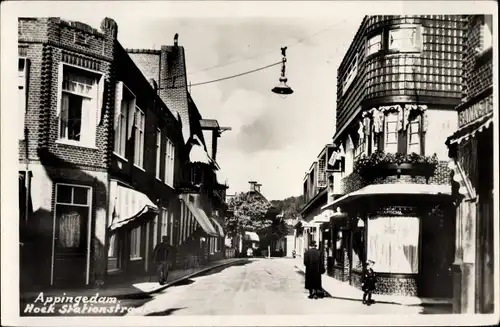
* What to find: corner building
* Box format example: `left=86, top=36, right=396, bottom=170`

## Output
left=324, top=15, right=464, bottom=298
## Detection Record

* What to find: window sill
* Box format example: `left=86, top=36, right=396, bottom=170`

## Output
left=113, top=152, right=128, bottom=162
left=133, top=164, right=146, bottom=172
left=56, top=139, right=97, bottom=150
left=155, top=177, right=162, bottom=182
left=130, top=257, right=142, bottom=262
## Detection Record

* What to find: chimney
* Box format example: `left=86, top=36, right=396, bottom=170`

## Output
left=255, top=183, right=262, bottom=193
left=249, top=181, right=257, bottom=192
left=174, top=33, right=179, bottom=47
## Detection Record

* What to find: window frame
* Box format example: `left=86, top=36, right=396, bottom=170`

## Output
left=366, top=33, right=382, bottom=56
left=129, top=226, right=142, bottom=260
left=384, top=112, right=399, bottom=153
left=342, top=54, right=359, bottom=95
left=160, top=207, right=168, bottom=241
left=114, top=84, right=135, bottom=159
left=407, top=115, right=422, bottom=155
left=387, top=26, right=423, bottom=53
left=133, top=107, right=146, bottom=169
left=52, top=183, right=93, bottom=285
left=164, top=137, right=175, bottom=187
left=156, top=128, right=162, bottom=180
left=18, top=57, right=29, bottom=140
left=57, top=63, right=103, bottom=148
left=481, top=15, right=493, bottom=52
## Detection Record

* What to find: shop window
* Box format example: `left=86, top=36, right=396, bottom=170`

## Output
left=367, top=216, right=419, bottom=273
left=58, top=65, right=102, bottom=147
left=354, top=136, right=365, bottom=159
left=367, top=34, right=382, bottom=56
left=407, top=115, right=421, bottom=154
left=130, top=227, right=141, bottom=259
left=133, top=107, right=145, bottom=168
left=384, top=113, right=399, bottom=153
left=107, top=233, right=120, bottom=271
left=388, top=26, right=422, bottom=52
left=55, top=184, right=91, bottom=251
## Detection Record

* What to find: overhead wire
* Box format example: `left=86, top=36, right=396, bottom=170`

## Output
left=186, top=21, right=346, bottom=87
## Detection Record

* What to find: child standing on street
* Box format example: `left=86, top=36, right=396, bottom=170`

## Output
left=361, top=260, right=377, bottom=305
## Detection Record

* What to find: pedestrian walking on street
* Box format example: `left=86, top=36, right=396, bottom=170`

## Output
left=361, top=260, right=377, bottom=305
left=153, top=236, right=172, bottom=285
left=303, top=241, right=325, bottom=299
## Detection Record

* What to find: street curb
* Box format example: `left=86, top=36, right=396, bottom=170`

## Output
left=293, top=264, right=452, bottom=308
left=20, top=259, right=248, bottom=302
left=114, top=258, right=249, bottom=299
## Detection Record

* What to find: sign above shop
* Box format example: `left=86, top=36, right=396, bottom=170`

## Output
left=458, top=94, right=493, bottom=127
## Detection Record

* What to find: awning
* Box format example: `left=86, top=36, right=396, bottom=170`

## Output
left=447, top=113, right=493, bottom=145
left=322, top=183, right=451, bottom=210
left=210, top=218, right=225, bottom=237
left=244, top=231, right=260, bottom=242
left=182, top=199, right=218, bottom=237
left=109, top=184, right=158, bottom=230
left=312, top=209, right=334, bottom=224
left=294, top=219, right=307, bottom=228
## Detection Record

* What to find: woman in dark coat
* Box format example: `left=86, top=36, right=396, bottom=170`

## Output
left=303, top=241, right=325, bottom=299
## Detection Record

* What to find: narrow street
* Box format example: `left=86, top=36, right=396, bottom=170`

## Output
left=124, top=258, right=446, bottom=316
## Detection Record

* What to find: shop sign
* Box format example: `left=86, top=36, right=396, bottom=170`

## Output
left=375, top=206, right=418, bottom=216
left=458, top=94, right=493, bottom=127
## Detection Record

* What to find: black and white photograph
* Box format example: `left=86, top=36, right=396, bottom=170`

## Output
left=1, top=1, right=498, bottom=326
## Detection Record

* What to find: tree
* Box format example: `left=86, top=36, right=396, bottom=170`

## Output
left=225, top=191, right=273, bottom=238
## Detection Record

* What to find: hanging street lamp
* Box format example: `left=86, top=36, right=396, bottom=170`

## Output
left=272, top=46, right=294, bottom=96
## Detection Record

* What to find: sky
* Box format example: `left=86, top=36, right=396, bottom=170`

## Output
left=26, top=2, right=362, bottom=201
left=7, top=1, right=488, bottom=201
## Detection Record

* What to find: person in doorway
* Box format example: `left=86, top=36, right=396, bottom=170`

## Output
left=153, top=236, right=172, bottom=285
left=361, top=259, right=377, bottom=305
left=303, top=241, right=325, bottom=299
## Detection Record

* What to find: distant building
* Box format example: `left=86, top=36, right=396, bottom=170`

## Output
left=446, top=15, right=493, bottom=314
left=322, top=15, right=464, bottom=298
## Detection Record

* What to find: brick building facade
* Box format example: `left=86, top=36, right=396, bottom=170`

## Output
left=321, top=15, right=465, bottom=297
left=446, top=14, right=494, bottom=314
left=18, top=17, right=228, bottom=291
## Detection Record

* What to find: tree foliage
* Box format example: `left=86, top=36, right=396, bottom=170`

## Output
left=270, top=195, right=304, bottom=221
left=225, top=191, right=273, bottom=238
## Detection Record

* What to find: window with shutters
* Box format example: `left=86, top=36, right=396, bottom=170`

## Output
left=19, top=58, right=29, bottom=140
left=57, top=64, right=103, bottom=148
left=114, top=84, right=135, bottom=158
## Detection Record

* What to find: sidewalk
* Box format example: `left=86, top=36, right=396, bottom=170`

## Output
left=21, top=258, right=245, bottom=302
left=292, top=258, right=452, bottom=307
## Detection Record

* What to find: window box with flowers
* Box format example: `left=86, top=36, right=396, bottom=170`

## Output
left=354, top=150, right=438, bottom=181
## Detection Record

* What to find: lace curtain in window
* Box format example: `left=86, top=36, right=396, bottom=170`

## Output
left=58, top=211, right=81, bottom=248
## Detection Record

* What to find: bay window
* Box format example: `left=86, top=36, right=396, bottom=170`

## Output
left=367, top=216, right=419, bottom=274
left=407, top=115, right=421, bottom=154
left=133, top=108, right=145, bottom=168
left=388, top=26, right=422, bottom=52
left=58, top=65, right=102, bottom=147
left=384, top=112, right=398, bottom=153
left=367, top=34, right=382, bottom=56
